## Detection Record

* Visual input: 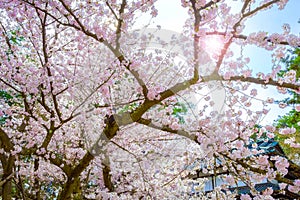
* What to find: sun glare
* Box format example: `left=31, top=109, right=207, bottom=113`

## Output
left=204, top=36, right=224, bottom=56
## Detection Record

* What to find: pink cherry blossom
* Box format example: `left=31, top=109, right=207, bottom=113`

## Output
left=240, top=194, right=252, bottom=200
left=225, top=175, right=235, bottom=185
left=288, top=185, right=300, bottom=193
left=263, top=187, right=273, bottom=196
left=0, top=0, right=299, bottom=199
left=279, top=183, right=287, bottom=190
left=279, top=127, right=296, bottom=135
left=257, top=155, right=269, bottom=166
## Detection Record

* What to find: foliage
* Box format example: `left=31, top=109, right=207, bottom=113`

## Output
left=277, top=48, right=300, bottom=104
left=275, top=48, right=300, bottom=162
left=171, top=102, right=188, bottom=124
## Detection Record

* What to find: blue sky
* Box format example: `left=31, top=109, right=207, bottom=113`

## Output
left=243, top=0, right=300, bottom=74
left=135, top=0, right=300, bottom=125
left=241, top=0, right=300, bottom=124
left=243, top=0, right=300, bottom=35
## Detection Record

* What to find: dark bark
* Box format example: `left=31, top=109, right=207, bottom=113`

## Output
left=0, top=128, right=14, bottom=200
left=57, top=152, right=94, bottom=200
left=102, top=152, right=114, bottom=192
left=34, top=157, right=41, bottom=200
left=102, top=163, right=114, bottom=192
left=1, top=155, right=14, bottom=200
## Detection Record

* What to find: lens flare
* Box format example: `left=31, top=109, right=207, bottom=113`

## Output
left=204, top=36, right=224, bottom=56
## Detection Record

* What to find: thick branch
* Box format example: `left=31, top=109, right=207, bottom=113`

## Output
left=227, top=75, right=299, bottom=91
left=244, top=0, right=279, bottom=18
left=115, top=0, right=126, bottom=50
left=102, top=154, right=114, bottom=192
left=0, top=128, right=13, bottom=152
left=137, top=118, right=198, bottom=143
left=201, top=74, right=299, bottom=91
left=58, top=152, right=94, bottom=200
left=207, top=31, right=299, bottom=47
left=0, top=172, right=14, bottom=187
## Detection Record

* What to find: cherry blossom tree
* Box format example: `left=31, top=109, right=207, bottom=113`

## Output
left=0, top=0, right=300, bottom=199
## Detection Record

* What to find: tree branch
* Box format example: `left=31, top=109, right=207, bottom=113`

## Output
left=0, top=172, right=14, bottom=187
left=137, top=118, right=199, bottom=143
left=0, top=128, right=13, bottom=152
left=200, top=74, right=299, bottom=91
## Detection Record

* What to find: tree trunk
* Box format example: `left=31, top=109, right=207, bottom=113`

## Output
left=34, top=157, right=42, bottom=200
left=2, top=179, right=12, bottom=200
left=57, top=152, right=94, bottom=200
left=102, top=163, right=114, bottom=192
left=102, top=151, right=114, bottom=192
left=1, top=155, right=14, bottom=200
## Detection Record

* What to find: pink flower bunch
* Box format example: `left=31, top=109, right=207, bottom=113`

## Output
left=284, top=138, right=300, bottom=148
left=295, top=105, right=300, bottom=112
left=279, top=127, right=296, bottom=135
left=262, top=187, right=273, bottom=196
left=147, top=88, right=161, bottom=100
left=288, top=184, right=300, bottom=193
left=225, top=175, right=235, bottom=186
left=240, top=194, right=251, bottom=200
left=257, top=155, right=269, bottom=167
left=283, top=70, right=297, bottom=83
left=286, top=34, right=300, bottom=47
left=272, top=156, right=289, bottom=175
